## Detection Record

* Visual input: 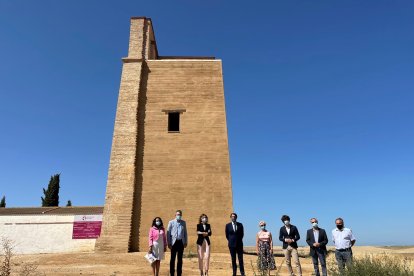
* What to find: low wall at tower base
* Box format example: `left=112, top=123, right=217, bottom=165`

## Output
left=0, top=207, right=103, bottom=254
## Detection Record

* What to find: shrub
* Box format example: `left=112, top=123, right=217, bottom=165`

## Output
left=182, top=248, right=197, bottom=259
left=250, top=257, right=283, bottom=276
left=329, top=253, right=414, bottom=276
left=0, top=237, right=13, bottom=276
left=0, top=237, right=40, bottom=276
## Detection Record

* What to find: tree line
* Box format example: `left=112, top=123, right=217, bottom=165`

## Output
left=1, top=174, right=72, bottom=208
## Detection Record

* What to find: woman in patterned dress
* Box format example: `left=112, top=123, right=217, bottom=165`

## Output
left=148, top=217, right=167, bottom=276
left=256, top=220, right=276, bottom=275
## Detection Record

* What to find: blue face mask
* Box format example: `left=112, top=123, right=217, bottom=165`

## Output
left=176, top=215, right=182, bottom=221
left=312, top=222, right=318, bottom=228
left=260, top=226, right=266, bottom=230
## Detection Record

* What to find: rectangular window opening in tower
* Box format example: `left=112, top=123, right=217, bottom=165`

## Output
left=168, top=112, right=180, bottom=132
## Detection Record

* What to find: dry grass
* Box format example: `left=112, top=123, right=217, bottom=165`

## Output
left=1, top=237, right=41, bottom=276
left=8, top=246, right=414, bottom=276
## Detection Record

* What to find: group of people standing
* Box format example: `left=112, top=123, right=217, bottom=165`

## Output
left=147, top=210, right=356, bottom=276
left=148, top=210, right=210, bottom=276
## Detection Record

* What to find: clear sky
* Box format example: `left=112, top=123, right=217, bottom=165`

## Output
left=0, top=1, right=413, bottom=246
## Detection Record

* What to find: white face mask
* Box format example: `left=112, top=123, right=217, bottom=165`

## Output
left=202, top=218, right=207, bottom=223
left=156, top=221, right=161, bottom=226
left=312, top=222, right=318, bottom=228
left=284, top=220, right=290, bottom=226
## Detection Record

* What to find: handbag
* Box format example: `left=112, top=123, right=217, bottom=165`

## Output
left=144, top=252, right=157, bottom=264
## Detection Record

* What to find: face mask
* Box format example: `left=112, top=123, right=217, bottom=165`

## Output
left=260, top=226, right=266, bottom=230
left=202, top=218, right=207, bottom=223
left=176, top=215, right=182, bottom=221
left=312, top=222, right=318, bottom=228
left=284, top=220, right=290, bottom=226
left=336, top=224, right=343, bottom=230
left=155, top=221, right=161, bottom=226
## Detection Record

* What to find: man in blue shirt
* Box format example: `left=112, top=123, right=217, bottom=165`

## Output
left=167, top=210, right=188, bottom=276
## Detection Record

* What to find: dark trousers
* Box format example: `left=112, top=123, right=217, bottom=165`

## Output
left=335, top=249, right=353, bottom=270
left=311, top=249, right=327, bottom=276
left=229, top=246, right=245, bottom=276
left=170, top=240, right=184, bottom=276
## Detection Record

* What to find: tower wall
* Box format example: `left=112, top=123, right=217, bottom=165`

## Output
left=96, top=17, right=233, bottom=253
left=95, top=18, right=150, bottom=253
left=135, top=59, right=233, bottom=252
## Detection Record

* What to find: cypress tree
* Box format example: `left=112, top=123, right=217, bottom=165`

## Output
left=41, top=174, right=60, bottom=207
left=0, top=196, right=5, bottom=207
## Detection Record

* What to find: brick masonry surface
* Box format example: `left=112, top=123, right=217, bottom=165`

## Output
left=96, top=17, right=233, bottom=253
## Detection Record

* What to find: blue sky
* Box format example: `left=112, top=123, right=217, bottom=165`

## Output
left=0, top=1, right=413, bottom=246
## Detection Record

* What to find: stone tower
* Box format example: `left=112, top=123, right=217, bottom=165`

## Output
left=95, top=17, right=233, bottom=253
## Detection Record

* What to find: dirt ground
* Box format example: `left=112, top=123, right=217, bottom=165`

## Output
left=10, top=246, right=414, bottom=275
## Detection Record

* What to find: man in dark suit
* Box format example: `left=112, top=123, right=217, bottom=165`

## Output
left=306, top=218, right=328, bottom=276
left=225, top=212, right=245, bottom=276
left=279, top=215, right=302, bottom=276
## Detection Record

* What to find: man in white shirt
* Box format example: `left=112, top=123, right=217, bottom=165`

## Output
left=331, top=217, right=356, bottom=271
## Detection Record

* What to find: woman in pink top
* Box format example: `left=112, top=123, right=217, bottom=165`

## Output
left=148, top=217, right=167, bottom=276
left=256, top=220, right=276, bottom=275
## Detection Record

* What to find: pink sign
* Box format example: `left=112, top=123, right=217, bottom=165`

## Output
left=72, top=215, right=102, bottom=239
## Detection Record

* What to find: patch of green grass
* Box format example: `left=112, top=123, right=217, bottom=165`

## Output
left=182, top=249, right=197, bottom=259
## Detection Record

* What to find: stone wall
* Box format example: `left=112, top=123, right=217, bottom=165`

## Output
left=95, top=18, right=150, bottom=253
left=96, top=17, right=233, bottom=253
left=134, top=59, right=233, bottom=252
